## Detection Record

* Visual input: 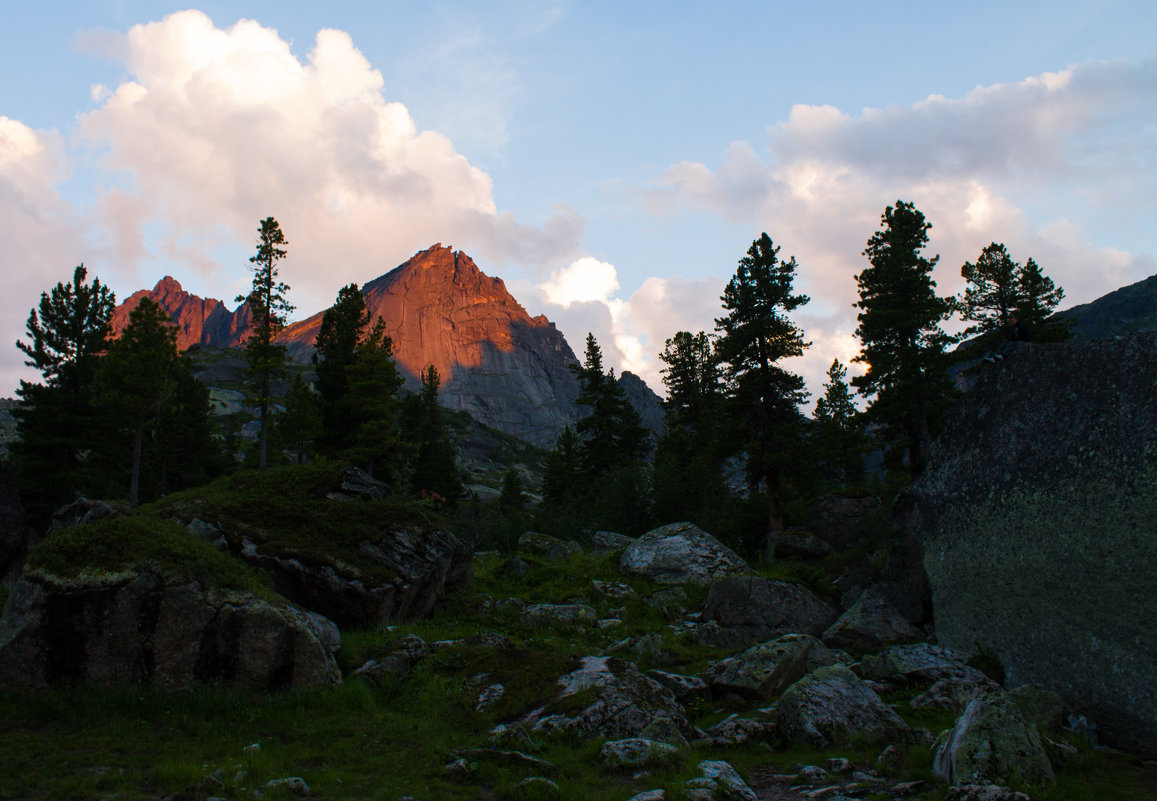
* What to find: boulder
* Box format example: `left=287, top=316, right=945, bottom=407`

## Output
left=1008, top=684, right=1066, bottom=733
left=49, top=497, right=133, bottom=531
left=598, top=738, right=679, bottom=768
left=684, top=761, right=757, bottom=801
left=353, top=633, right=430, bottom=683
left=771, top=664, right=910, bottom=748
left=911, top=330, right=1157, bottom=758
left=0, top=570, right=340, bottom=691
left=528, top=656, right=696, bottom=741
left=821, top=588, right=923, bottom=651
left=806, top=492, right=881, bottom=550
left=647, top=670, right=710, bottom=703
left=620, top=522, right=750, bottom=586
left=760, top=530, right=833, bottom=561
left=325, top=465, right=389, bottom=500
left=700, top=576, right=838, bottom=647
left=858, top=642, right=985, bottom=685
left=587, top=530, right=635, bottom=552
left=518, top=532, right=580, bottom=562
left=521, top=603, right=597, bottom=628
left=704, top=634, right=842, bottom=700
left=933, top=692, right=1055, bottom=787
left=911, top=675, right=1001, bottom=715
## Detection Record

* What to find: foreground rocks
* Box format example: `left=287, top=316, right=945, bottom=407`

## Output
left=620, top=522, right=751, bottom=586
left=910, top=330, right=1157, bottom=758
left=700, top=576, right=838, bottom=647
left=0, top=569, right=340, bottom=691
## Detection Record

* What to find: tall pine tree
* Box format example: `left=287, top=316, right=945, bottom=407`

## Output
left=812, top=359, right=866, bottom=487
left=313, top=283, right=369, bottom=453
left=852, top=201, right=954, bottom=478
left=237, top=217, right=293, bottom=470
left=714, top=233, right=810, bottom=532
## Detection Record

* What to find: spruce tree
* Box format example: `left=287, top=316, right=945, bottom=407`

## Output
left=404, top=365, right=463, bottom=501
left=313, top=283, right=369, bottom=453
left=956, top=243, right=1065, bottom=339
left=237, top=217, right=293, bottom=470
left=344, top=318, right=404, bottom=480
left=812, top=359, right=866, bottom=487
left=714, top=233, right=810, bottom=532
left=1016, top=257, right=1066, bottom=335
left=98, top=298, right=179, bottom=506
left=277, top=374, right=322, bottom=465
left=852, top=201, right=954, bottom=478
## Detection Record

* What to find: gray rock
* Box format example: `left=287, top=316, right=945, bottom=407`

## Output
left=945, top=786, right=1033, bottom=801
left=590, top=579, right=636, bottom=599
left=0, top=570, right=340, bottom=691
left=910, top=675, right=1001, bottom=714
left=513, top=776, right=560, bottom=797
left=1008, top=684, right=1066, bottom=733
left=647, top=669, right=710, bottom=702
left=518, top=532, right=580, bottom=562
left=934, top=692, right=1055, bottom=787
left=620, top=522, right=751, bottom=586
left=761, top=530, right=833, bottom=561
left=821, top=589, right=923, bottom=651
left=588, top=530, right=636, bottom=552
left=644, top=586, right=689, bottom=618
left=521, top=603, right=597, bottom=628
left=639, top=716, right=691, bottom=747
left=858, top=642, right=983, bottom=684
left=264, top=777, right=310, bottom=797
left=705, top=633, right=842, bottom=700
left=354, top=634, right=430, bottom=683
left=685, top=761, right=757, bottom=801
left=701, top=576, right=839, bottom=647
left=771, top=664, right=909, bottom=748
left=598, top=738, right=679, bottom=768
left=706, top=715, right=777, bottom=744
left=49, top=497, right=133, bottom=532
left=528, top=656, right=696, bottom=740
left=326, top=465, right=388, bottom=500
left=910, top=330, right=1157, bottom=758
left=626, top=791, right=666, bottom=801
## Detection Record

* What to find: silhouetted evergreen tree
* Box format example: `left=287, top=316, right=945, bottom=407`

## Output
left=714, top=233, right=810, bottom=532
left=812, top=359, right=866, bottom=487
left=277, top=374, right=322, bottom=465
left=97, top=298, right=179, bottom=506
left=344, top=319, right=404, bottom=480
left=313, top=283, right=368, bottom=453
left=1016, top=257, right=1068, bottom=339
left=853, top=201, right=955, bottom=478
left=402, top=365, right=463, bottom=501
left=11, top=265, right=116, bottom=522
left=237, top=217, right=293, bottom=469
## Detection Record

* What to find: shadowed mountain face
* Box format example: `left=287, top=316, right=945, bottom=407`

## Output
left=111, top=245, right=662, bottom=447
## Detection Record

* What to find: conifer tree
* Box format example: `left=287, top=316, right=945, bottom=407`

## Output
left=956, top=243, right=1065, bottom=340
left=404, top=365, right=463, bottom=501
left=12, top=265, right=116, bottom=521
left=277, top=374, right=322, bottom=465
left=237, top=217, right=293, bottom=470
left=1016, top=257, right=1066, bottom=335
left=98, top=298, right=179, bottom=506
left=572, top=333, right=649, bottom=474
left=714, top=233, right=810, bottom=532
left=344, top=318, right=404, bottom=480
left=314, top=283, right=369, bottom=453
left=853, top=201, right=955, bottom=478
left=812, top=359, right=866, bottom=487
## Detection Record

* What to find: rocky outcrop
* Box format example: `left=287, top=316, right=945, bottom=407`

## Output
left=771, top=664, right=910, bottom=748
left=933, top=693, right=1055, bottom=788
left=821, top=588, right=923, bottom=651
left=0, top=569, right=340, bottom=691
left=910, top=330, right=1157, bottom=758
left=188, top=518, right=472, bottom=629
left=620, top=522, right=751, bottom=586
left=704, top=634, right=842, bottom=700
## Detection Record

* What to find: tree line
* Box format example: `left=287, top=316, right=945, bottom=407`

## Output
left=9, top=217, right=461, bottom=526
left=524, top=199, right=1066, bottom=553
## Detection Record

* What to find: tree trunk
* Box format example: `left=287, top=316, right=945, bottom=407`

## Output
left=129, top=419, right=143, bottom=507
left=765, top=467, right=785, bottom=533
left=259, top=372, right=270, bottom=470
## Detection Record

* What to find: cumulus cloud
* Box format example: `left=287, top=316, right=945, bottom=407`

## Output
left=76, top=10, right=582, bottom=312
left=641, top=58, right=1157, bottom=401
left=0, top=117, right=87, bottom=393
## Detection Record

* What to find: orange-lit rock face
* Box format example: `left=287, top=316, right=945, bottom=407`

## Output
left=110, top=276, right=251, bottom=350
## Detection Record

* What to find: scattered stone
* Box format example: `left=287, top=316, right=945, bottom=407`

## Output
left=465, top=631, right=513, bottom=649
left=934, top=692, right=1055, bottom=787
left=442, top=758, right=472, bottom=781
left=475, top=683, right=505, bottom=711
left=772, top=665, right=910, bottom=748
left=707, top=715, right=776, bottom=744
left=513, top=776, right=560, bottom=798
left=890, top=780, right=925, bottom=796
left=327, top=465, right=388, bottom=500
left=625, top=791, right=665, bottom=801
left=354, top=634, right=430, bottom=683
left=827, top=757, right=853, bottom=774
left=857, top=642, right=985, bottom=685
left=521, top=603, right=597, bottom=628
left=910, top=674, right=1000, bottom=714
left=487, top=723, right=537, bottom=751
left=644, top=586, right=689, bottom=618
left=796, top=765, right=829, bottom=783
left=821, top=589, right=923, bottom=651
left=48, top=497, right=133, bottom=531
left=454, top=748, right=558, bottom=774
left=591, top=579, right=636, bottom=599
left=504, top=556, right=530, bottom=577
left=243, top=743, right=261, bottom=754
left=944, top=786, right=1032, bottom=801
left=598, top=738, right=679, bottom=768
left=620, top=522, right=751, bottom=586
left=639, top=716, right=690, bottom=748
left=647, top=670, right=709, bottom=702
left=705, top=633, right=842, bottom=700
left=264, top=777, right=310, bottom=797
left=596, top=618, right=622, bottom=629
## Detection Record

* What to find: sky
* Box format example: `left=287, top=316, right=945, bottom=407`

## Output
left=2, top=1, right=1155, bottom=406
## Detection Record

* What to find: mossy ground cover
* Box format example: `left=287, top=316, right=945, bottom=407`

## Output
left=2, top=484, right=1153, bottom=800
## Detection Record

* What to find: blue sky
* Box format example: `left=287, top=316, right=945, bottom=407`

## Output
left=3, top=1, right=1155, bottom=400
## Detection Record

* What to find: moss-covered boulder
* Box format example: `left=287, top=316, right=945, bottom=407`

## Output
left=909, top=331, right=1157, bottom=758
left=704, top=633, right=842, bottom=700
left=933, top=692, right=1055, bottom=787
left=619, top=522, right=750, bottom=586
left=0, top=517, right=340, bottom=690
left=771, top=664, right=909, bottom=748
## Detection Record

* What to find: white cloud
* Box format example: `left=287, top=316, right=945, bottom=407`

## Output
left=74, top=10, right=581, bottom=312
left=0, top=117, right=87, bottom=395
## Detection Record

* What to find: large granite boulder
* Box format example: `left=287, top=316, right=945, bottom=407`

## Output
left=909, top=331, right=1157, bottom=758
left=0, top=570, right=340, bottom=691
left=933, top=692, right=1055, bottom=788
left=771, top=664, right=910, bottom=748
left=620, top=522, right=751, bottom=586
left=821, top=588, right=923, bottom=651
left=700, top=576, right=838, bottom=647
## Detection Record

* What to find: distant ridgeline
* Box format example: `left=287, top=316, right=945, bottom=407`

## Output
left=111, top=245, right=662, bottom=448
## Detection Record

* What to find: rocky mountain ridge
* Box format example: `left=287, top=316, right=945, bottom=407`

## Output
left=111, top=245, right=662, bottom=447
